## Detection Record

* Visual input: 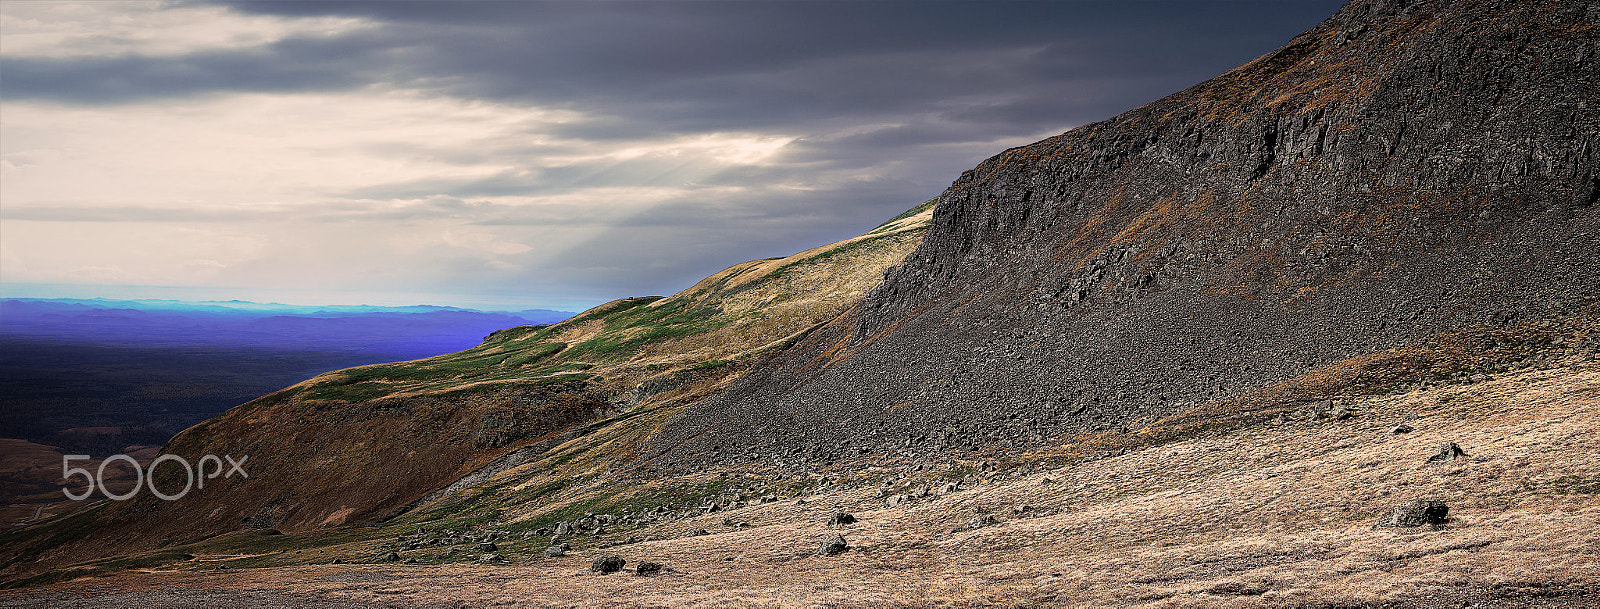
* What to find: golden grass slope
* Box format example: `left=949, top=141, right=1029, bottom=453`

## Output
left=10, top=354, right=1597, bottom=607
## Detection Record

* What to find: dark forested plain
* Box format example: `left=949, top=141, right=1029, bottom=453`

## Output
left=0, top=299, right=571, bottom=456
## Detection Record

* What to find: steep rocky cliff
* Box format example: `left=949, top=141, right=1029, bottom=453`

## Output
left=644, top=0, right=1600, bottom=471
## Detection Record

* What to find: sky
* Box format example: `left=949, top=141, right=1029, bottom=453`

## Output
left=1, top=0, right=1347, bottom=312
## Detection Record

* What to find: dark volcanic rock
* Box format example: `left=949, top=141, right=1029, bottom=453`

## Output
left=635, top=561, right=664, bottom=576
left=642, top=0, right=1600, bottom=472
left=828, top=512, right=857, bottom=526
left=1427, top=441, right=1469, bottom=464
left=817, top=534, right=849, bottom=556
left=590, top=555, right=626, bottom=574
left=1375, top=499, right=1450, bottom=528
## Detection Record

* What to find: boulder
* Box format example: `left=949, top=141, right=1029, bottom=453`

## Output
left=635, top=561, right=664, bottom=576
left=1426, top=441, right=1468, bottom=463
left=1374, top=499, right=1450, bottom=528
left=828, top=512, right=857, bottom=526
left=591, top=555, right=626, bottom=574
left=817, top=534, right=849, bottom=556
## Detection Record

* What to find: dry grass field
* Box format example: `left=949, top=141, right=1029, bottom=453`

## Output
left=5, top=356, right=1595, bottom=607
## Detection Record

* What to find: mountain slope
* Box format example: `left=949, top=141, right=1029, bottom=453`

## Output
left=642, top=0, right=1600, bottom=471
left=0, top=203, right=933, bottom=578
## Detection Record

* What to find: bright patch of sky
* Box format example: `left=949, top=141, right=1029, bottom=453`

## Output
left=0, top=0, right=1345, bottom=311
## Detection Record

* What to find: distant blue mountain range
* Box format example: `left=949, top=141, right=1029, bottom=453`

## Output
left=0, top=298, right=573, bottom=358
left=0, top=298, right=576, bottom=453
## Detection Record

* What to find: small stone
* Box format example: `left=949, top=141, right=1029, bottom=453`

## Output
left=590, top=555, right=626, bottom=574
left=1374, top=499, right=1450, bottom=528
left=379, top=551, right=400, bottom=562
left=479, top=553, right=503, bottom=562
left=635, top=561, right=664, bottom=576
left=330, top=558, right=343, bottom=564
left=817, top=534, right=849, bottom=556
left=477, top=542, right=498, bottom=552
left=963, top=515, right=999, bottom=531
left=827, top=512, right=857, bottom=526
left=1390, top=423, right=1414, bottom=435
left=1426, top=441, right=1468, bottom=463
left=687, top=529, right=710, bottom=537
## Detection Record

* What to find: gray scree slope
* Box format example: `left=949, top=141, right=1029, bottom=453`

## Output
left=644, top=0, right=1600, bottom=471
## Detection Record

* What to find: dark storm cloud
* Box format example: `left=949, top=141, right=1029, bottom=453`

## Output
left=15, top=2, right=1346, bottom=131
left=4, top=1, right=1349, bottom=305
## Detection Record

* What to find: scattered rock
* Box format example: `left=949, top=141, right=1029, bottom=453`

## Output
left=687, top=529, right=710, bottom=537
left=635, top=561, right=664, bottom=576
left=479, top=553, right=503, bottom=562
left=961, top=515, right=999, bottom=531
left=544, top=543, right=570, bottom=558
left=330, top=558, right=343, bottom=564
left=477, top=542, right=498, bottom=552
left=1426, top=441, right=1468, bottom=463
left=378, top=551, right=400, bottom=562
left=817, top=534, right=849, bottom=556
left=1374, top=499, right=1450, bottom=528
left=590, top=555, right=626, bottom=574
left=828, top=512, right=857, bottom=526
left=1390, top=423, right=1414, bottom=435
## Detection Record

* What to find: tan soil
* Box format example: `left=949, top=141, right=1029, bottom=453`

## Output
left=8, top=360, right=1596, bottom=607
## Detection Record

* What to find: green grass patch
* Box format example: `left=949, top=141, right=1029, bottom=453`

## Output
left=768, top=231, right=904, bottom=279
left=867, top=197, right=937, bottom=235
left=689, top=359, right=735, bottom=371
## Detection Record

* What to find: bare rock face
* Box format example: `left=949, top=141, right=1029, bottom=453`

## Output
left=644, top=0, right=1600, bottom=472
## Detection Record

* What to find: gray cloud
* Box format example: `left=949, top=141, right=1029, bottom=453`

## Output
left=3, top=1, right=1348, bottom=307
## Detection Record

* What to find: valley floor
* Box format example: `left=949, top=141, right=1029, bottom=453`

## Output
left=4, top=362, right=1597, bottom=608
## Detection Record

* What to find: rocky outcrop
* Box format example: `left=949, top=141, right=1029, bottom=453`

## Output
left=644, top=0, right=1600, bottom=471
